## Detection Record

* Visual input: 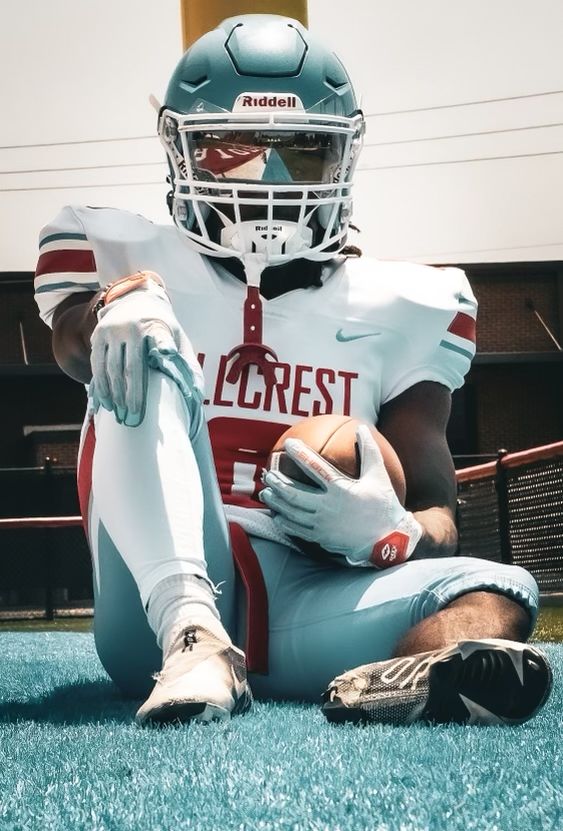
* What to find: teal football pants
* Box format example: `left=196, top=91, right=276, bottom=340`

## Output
left=79, top=371, right=539, bottom=701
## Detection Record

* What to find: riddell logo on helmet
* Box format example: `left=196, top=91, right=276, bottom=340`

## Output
left=233, top=93, right=304, bottom=112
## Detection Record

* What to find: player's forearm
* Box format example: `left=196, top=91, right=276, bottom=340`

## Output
left=51, top=293, right=100, bottom=384
left=410, top=507, right=458, bottom=559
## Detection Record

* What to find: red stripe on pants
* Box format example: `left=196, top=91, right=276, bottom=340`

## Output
left=75, top=423, right=269, bottom=673
left=77, top=419, right=96, bottom=540
left=229, top=522, right=269, bottom=675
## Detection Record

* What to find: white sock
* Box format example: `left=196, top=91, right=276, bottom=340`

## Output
left=146, top=574, right=229, bottom=655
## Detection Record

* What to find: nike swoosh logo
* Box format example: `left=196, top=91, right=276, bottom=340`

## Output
left=336, top=329, right=381, bottom=342
left=456, top=292, right=474, bottom=306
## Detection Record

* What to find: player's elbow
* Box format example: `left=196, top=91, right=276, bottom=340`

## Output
left=52, top=328, right=92, bottom=383
left=51, top=295, right=96, bottom=384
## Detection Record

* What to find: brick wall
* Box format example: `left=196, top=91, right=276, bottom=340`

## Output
left=459, top=264, right=563, bottom=457
left=28, top=433, right=81, bottom=468
left=467, top=270, right=561, bottom=353
left=469, top=364, right=562, bottom=453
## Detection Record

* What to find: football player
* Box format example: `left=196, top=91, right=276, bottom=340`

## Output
left=35, top=15, right=551, bottom=726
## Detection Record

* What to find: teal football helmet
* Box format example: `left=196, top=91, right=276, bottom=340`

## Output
left=158, top=14, right=364, bottom=271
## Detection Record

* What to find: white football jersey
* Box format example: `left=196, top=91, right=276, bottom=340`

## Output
left=35, top=205, right=477, bottom=510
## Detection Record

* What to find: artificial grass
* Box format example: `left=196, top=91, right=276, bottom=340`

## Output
left=0, top=617, right=94, bottom=633
left=0, top=632, right=561, bottom=831
left=533, top=606, right=563, bottom=643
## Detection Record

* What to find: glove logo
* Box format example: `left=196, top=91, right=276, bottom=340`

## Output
left=371, top=531, right=410, bottom=569
left=380, top=542, right=396, bottom=562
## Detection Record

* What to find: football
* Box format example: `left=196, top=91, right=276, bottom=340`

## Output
left=269, top=414, right=406, bottom=501
left=267, top=414, right=407, bottom=562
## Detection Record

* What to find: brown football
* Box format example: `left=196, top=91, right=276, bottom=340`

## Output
left=267, top=414, right=406, bottom=562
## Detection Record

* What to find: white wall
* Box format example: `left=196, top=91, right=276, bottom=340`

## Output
left=0, top=0, right=179, bottom=271
left=2, top=0, right=563, bottom=270
left=309, top=0, right=563, bottom=263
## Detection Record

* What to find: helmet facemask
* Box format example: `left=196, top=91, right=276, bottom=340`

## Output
left=159, top=107, right=364, bottom=272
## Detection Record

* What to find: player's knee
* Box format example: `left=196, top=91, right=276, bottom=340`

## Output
left=146, top=364, right=205, bottom=434
left=446, top=589, right=533, bottom=641
left=101, top=365, right=204, bottom=434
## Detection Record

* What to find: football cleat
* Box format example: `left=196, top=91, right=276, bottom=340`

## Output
left=321, top=639, right=552, bottom=726
left=135, top=623, right=253, bottom=726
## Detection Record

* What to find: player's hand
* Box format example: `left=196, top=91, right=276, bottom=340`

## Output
left=260, top=425, right=422, bottom=568
left=90, top=276, right=199, bottom=426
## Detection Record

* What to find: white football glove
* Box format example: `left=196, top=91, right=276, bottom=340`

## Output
left=260, top=424, right=422, bottom=568
left=90, top=276, right=201, bottom=427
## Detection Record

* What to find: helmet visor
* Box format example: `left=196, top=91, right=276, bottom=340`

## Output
left=187, top=130, right=345, bottom=185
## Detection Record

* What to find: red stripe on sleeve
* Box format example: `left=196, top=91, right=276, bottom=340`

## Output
left=36, top=249, right=96, bottom=277
left=447, top=312, right=476, bottom=342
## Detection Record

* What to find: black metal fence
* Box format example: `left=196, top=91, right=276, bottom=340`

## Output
left=457, top=442, right=563, bottom=592
left=456, top=465, right=502, bottom=563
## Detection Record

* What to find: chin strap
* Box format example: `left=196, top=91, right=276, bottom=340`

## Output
left=225, top=254, right=279, bottom=388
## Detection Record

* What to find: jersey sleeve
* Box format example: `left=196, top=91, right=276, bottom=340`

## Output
left=382, top=267, right=477, bottom=403
left=35, top=205, right=101, bottom=328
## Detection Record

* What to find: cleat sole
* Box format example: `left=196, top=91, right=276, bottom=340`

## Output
left=138, top=701, right=230, bottom=726
left=321, top=639, right=552, bottom=727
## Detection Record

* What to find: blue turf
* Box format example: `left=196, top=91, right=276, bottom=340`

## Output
left=0, top=633, right=561, bottom=831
